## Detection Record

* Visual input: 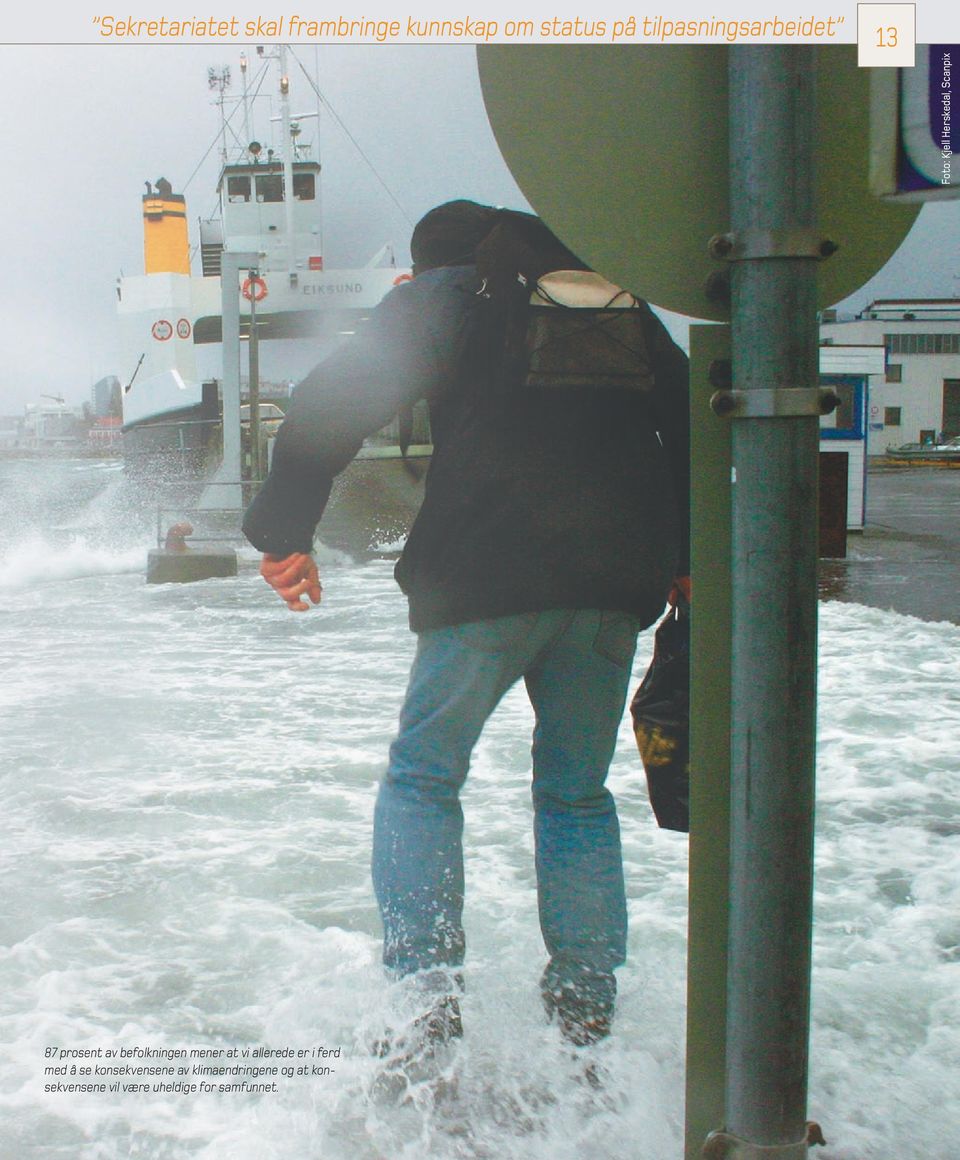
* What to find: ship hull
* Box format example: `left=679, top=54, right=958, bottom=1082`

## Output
left=114, top=64, right=425, bottom=557
left=122, top=404, right=219, bottom=480
left=323, top=449, right=430, bottom=554
left=123, top=401, right=430, bottom=556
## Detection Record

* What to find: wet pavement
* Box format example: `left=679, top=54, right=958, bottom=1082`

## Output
left=818, top=465, right=960, bottom=625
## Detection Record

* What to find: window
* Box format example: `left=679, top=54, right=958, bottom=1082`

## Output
left=832, top=382, right=855, bottom=430
left=885, top=332, right=960, bottom=355
left=944, top=380, right=960, bottom=438
left=885, top=363, right=903, bottom=383
left=292, top=172, right=315, bottom=201
left=227, top=175, right=251, bottom=202
left=884, top=406, right=902, bottom=426
left=256, top=174, right=283, bottom=203
left=819, top=374, right=864, bottom=439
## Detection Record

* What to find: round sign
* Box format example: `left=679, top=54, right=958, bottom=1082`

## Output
left=176, top=318, right=192, bottom=339
left=151, top=319, right=173, bottom=341
left=477, top=45, right=920, bottom=320
left=242, top=276, right=268, bottom=302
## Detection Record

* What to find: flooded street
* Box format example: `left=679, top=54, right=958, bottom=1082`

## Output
left=819, top=465, right=960, bottom=625
left=1, top=458, right=958, bottom=1159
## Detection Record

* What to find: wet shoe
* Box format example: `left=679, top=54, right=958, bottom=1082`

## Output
left=542, top=983, right=612, bottom=1047
left=374, top=992, right=463, bottom=1064
left=555, top=1008, right=611, bottom=1047
left=370, top=974, right=464, bottom=1102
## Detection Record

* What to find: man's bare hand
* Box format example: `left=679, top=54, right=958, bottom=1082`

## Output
left=260, top=553, right=323, bottom=612
left=668, top=575, right=691, bottom=606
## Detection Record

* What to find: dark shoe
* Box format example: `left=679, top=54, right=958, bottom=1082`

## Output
left=556, top=1008, right=611, bottom=1047
left=542, top=983, right=612, bottom=1047
left=371, top=975, right=464, bottom=1102
left=374, top=992, right=463, bottom=1062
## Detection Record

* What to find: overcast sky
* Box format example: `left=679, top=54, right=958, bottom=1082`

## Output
left=0, top=44, right=531, bottom=411
left=1, top=40, right=959, bottom=412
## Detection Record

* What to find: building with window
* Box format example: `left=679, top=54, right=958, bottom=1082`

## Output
left=0, top=415, right=19, bottom=450
left=820, top=299, right=960, bottom=455
left=818, top=344, right=886, bottom=529
left=91, top=375, right=121, bottom=418
left=19, top=402, right=81, bottom=450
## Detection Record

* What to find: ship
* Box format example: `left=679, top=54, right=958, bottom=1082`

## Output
left=116, top=45, right=430, bottom=554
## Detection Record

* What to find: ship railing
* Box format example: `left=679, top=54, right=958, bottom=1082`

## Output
left=122, top=416, right=222, bottom=434
left=154, top=489, right=263, bottom=549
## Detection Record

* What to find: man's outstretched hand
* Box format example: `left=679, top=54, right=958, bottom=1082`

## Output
left=668, top=575, right=692, bottom=607
left=260, top=553, right=323, bottom=612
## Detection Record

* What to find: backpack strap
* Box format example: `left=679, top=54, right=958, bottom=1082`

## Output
left=521, top=272, right=656, bottom=394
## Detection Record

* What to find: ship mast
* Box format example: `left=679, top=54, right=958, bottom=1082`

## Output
left=239, top=52, right=251, bottom=150
left=278, top=45, right=297, bottom=279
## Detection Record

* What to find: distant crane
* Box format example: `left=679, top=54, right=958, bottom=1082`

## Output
left=40, top=394, right=66, bottom=405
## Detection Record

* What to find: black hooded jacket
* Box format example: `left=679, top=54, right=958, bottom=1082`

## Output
left=242, top=208, right=690, bottom=633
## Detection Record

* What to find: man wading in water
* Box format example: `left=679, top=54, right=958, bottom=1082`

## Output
left=243, top=201, right=690, bottom=1076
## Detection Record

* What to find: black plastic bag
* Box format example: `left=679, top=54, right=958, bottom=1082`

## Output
left=630, top=601, right=690, bottom=832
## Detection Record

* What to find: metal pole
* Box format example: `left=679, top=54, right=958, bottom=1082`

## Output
left=278, top=44, right=297, bottom=277
left=248, top=276, right=261, bottom=485
left=240, top=51, right=250, bottom=149
left=197, top=250, right=259, bottom=512
left=724, top=45, right=820, bottom=1153
left=684, top=325, right=733, bottom=1160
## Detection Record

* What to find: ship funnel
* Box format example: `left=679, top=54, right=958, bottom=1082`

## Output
left=142, top=180, right=190, bottom=275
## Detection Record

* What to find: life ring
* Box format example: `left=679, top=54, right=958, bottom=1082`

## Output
left=392, top=273, right=413, bottom=286
left=241, top=276, right=268, bottom=302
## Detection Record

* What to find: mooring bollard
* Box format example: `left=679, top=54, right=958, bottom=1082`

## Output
left=147, top=522, right=238, bottom=584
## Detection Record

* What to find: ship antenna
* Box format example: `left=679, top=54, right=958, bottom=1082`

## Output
left=207, top=66, right=232, bottom=164
left=288, top=46, right=413, bottom=230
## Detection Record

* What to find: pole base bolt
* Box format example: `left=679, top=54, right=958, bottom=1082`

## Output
left=708, top=359, right=733, bottom=391
left=705, top=269, right=732, bottom=305
left=710, top=386, right=842, bottom=419
left=710, top=389, right=738, bottom=417
left=703, top=1122, right=826, bottom=1158
left=805, top=1123, right=827, bottom=1147
left=709, top=233, right=735, bottom=259
left=706, top=229, right=841, bottom=262
left=818, top=389, right=842, bottom=415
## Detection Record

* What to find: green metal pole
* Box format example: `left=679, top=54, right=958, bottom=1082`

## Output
left=684, top=324, right=733, bottom=1160
left=723, top=45, right=820, bottom=1152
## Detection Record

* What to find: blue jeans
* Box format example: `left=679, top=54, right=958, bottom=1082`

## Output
left=372, top=609, right=639, bottom=1019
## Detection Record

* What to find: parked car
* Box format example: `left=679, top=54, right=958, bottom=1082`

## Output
left=240, top=402, right=285, bottom=433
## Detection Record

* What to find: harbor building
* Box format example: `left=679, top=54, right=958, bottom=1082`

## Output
left=18, top=400, right=81, bottom=451
left=820, top=298, right=960, bottom=455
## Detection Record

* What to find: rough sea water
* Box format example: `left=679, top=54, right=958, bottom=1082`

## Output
left=1, top=457, right=958, bottom=1160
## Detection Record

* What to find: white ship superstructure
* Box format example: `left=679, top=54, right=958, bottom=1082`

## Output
left=117, top=168, right=403, bottom=442
left=115, top=47, right=426, bottom=550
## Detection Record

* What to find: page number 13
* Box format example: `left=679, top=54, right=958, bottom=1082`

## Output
left=857, top=4, right=914, bottom=67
